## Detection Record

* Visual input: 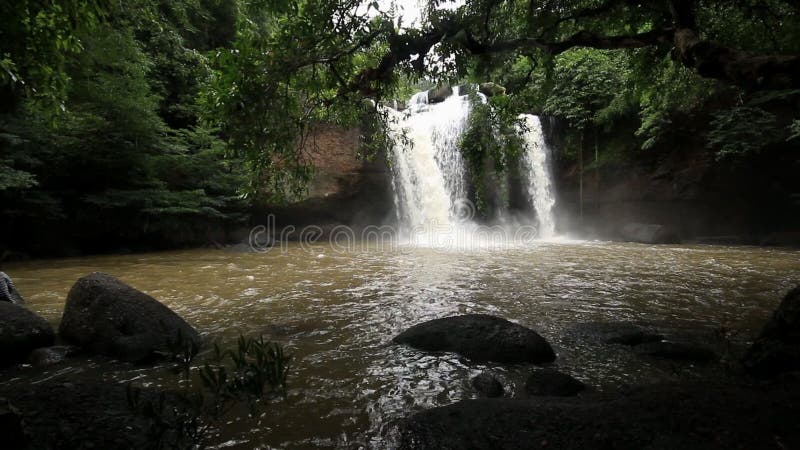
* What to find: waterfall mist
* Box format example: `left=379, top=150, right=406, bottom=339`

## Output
left=384, top=87, right=558, bottom=246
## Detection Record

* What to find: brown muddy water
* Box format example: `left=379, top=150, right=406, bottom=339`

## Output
left=3, top=241, right=799, bottom=448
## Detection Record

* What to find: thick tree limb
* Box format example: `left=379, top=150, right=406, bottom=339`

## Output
left=666, top=0, right=800, bottom=89
left=462, top=28, right=675, bottom=55
left=348, top=0, right=800, bottom=96
left=672, top=27, right=800, bottom=90
left=348, top=27, right=447, bottom=96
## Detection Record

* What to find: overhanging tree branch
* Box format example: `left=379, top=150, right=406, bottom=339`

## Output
left=345, top=0, right=800, bottom=96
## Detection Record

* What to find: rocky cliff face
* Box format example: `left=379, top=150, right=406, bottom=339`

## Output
left=266, top=123, right=393, bottom=233
left=270, top=116, right=800, bottom=246
left=551, top=119, right=800, bottom=245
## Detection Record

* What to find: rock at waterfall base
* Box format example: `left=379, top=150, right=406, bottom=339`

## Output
left=426, top=85, right=453, bottom=103
left=393, top=314, right=555, bottom=364
left=59, top=272, right=200, bottom=362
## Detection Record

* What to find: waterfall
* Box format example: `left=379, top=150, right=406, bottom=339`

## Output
left=518, top=114, right=557, bottom=238
left=386, top=86, right=473, bottom=232
left=385, top=87, right=557, bottom=243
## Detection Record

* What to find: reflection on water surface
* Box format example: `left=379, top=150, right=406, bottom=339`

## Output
left=4, top=241, right=799, bottom=447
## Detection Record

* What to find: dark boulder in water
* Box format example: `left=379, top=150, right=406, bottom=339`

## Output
left=744, top=285, right=800, bottom=375
left=426, top=85, right=453, bottom=103
left=59, top=272, right=201, bottom=362
left=569, top=321, right=664, bottom=346
left=471, top=372, right=504, bottom=398
left=525, top=369, right=586, bottom=396
left=0, top=302, right=55, bottom=366
left=393, top=314, right=555, bottom=364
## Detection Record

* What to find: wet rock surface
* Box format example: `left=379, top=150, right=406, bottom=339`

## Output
left=426, top=85, right=454, bottom=103
left=393, top=314, right=555, bottom=364
left=0, top=381, right=163, bottom=450
left=59, top=272, right=201, bottom=362
left=398, top=381, right=800, bottom=449
left=0, top=302, right=55, bottom=366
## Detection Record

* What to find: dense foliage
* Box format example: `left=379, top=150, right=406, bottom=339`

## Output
left=2, top=0, right=800, bottom=255
left=1, top=0, right=248, bottom=256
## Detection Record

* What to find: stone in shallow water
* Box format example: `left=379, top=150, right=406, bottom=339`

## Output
left=525, top=369, right=586, bottom=397
left=59, top=272, right=201, bottom=362
left=569, top=321, right=664, bottom=346
left=471, top=372, right=504, bottom=398
left=392, top=314, right=555, bottom=364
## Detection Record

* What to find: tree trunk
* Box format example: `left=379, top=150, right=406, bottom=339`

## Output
left=579, top=131, right=584, bottom=225
left=594, top=127, right=599, bottom=210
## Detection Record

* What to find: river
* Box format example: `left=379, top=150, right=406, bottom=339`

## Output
left=3, top=241, right=798, bottom=448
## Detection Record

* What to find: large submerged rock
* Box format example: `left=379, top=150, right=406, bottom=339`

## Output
left=59, top=272, right=200, bottom=362
left=744, top=285, right=800, bottom=375
left=393, top=314, right=555, bottom=364
left=0, top=302, right=55, bottom=366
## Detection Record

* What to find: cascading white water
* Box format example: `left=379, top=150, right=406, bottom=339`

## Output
left=387, top=86, right=473, bottom=232
left=518, top=114, right=557, bottom=238
left=385, top=87, right=557, bottom=244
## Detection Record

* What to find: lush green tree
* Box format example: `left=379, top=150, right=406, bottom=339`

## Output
left=0, top=0, right=247, bottom=256
left=3, top=0, right=800, bottom=255
left=198, top=0, right=800, bottom=195
left=0, top=0, right=107, bottom=113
